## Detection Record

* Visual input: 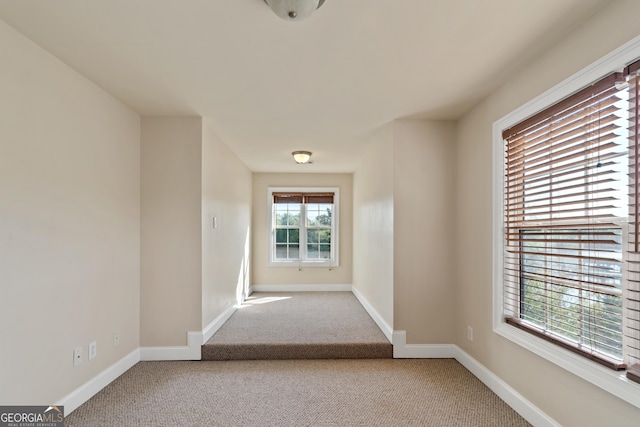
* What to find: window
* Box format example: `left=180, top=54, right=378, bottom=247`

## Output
left=494, top=38, right=640, bottom=405
left=268, top=188, right=339, bottom=267
left=502, top=72, right=629, bottom=370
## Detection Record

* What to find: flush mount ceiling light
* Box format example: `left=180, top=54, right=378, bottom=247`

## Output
left=263, top=0, right=325, bottom=21
left=292, top=151, right=312, bottom=164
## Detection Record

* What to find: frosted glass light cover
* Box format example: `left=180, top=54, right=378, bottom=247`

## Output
left=292, top=151, right=312, bottom=163
left=265, top=0, right=321, bottom=21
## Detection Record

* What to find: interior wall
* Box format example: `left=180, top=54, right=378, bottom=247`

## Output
left=251, top=173, right=353, bottom=286
left=393, top=119, right=456, bottom=343
left=201, top=120, right=252, bottom=328
left=0, top=19, right=140, bottom=404
left=454, top=1, right=640, bottom=425
left=352, top=124, right=395, bottom=327
left=140, top=117, right=202, bottom=346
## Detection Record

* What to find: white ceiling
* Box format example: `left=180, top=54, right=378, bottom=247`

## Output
left=0, top=0, right=610, bottom=172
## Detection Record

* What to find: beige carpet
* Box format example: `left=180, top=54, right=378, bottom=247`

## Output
left=202, top=292, right=393, bottom=360
left=64, top=359, right=531, bottom=426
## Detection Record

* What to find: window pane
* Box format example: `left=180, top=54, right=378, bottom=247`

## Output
left=275, top=229, right=300, bottom=260
left=307, top=204, right=332, bottom=227
left=307, top=230, right=319, bottom=244
left=276, top=205, right=300, bottom=226
left=276, top=228, right=300, bottom=243
left=275, top=244, right=288, bottom=259
left=275, top=229, right=287, bottom=244
left=319, top=244, right=331, bottom=259
left=319, top=230, right=331, bottom=244
left=318, top=204, right=332, bottom=226
left=288, top=211, right=300, bottom=226
left=276, top=229, right=300, bottom=244
left=519, top=228, right=623, bottom=360
left=289, top=244, right=299, bottom=259
left=275, top=243, right=299, bottom=260
left=307, top=208, right=318, bottom=226
left=307, top=244, right=319, bottom=259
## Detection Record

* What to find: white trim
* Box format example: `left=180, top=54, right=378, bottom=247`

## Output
left=495, top=323, right=640, bottom=408
left=492, top=34, right=640, bottom=409
left=454, top=346, right=560, bottom=427
left=390, top=338, right=560, bottom=426
left=250, top=284, right=352, bottom=293
left=267, top=187, right=339, bottom=268
left=54, top=342, right=556, bottom=426
left=351, top=286, right=393, bottom=342
left=391, top=330, right=456, bottom=358
left=56, top=348, right=140, bottom=415
left=202, top=304, right=237, bottom=343
left=139, top=331, right=202, bottom=361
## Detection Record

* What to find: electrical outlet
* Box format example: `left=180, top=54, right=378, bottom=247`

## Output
left=73, top=346, right=83, bottom=367
left=88, top=341, right=97, bottom=360
left=113, top=331, right=120, bottom=346
left=467, top=326, right=474, bottom=342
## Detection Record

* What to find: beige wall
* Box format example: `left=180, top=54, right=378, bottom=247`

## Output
left=202, top=120, right=252, bottom=328
left=0, top=19, right=140, bottom=404
left=352, top=124, right=395, bottom=327
left=252, top=173, right=353, bottom=285
left=393, top=119, right=456, bottom=344
left=454, top=1, right=640, bottom=425
left=140, top=117, right=202, bottom=346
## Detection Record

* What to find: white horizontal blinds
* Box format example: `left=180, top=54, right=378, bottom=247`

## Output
left=625, top=60, right=640, bottom=383
left=502, top=73, right=628, bottom=370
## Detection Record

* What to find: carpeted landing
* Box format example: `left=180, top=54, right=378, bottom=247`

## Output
left=64, top=359, right=531, bottom=427
left=202, top=292, right=393, bottom=360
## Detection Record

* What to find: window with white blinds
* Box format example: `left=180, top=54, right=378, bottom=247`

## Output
left=501, top=63, right=640, bottom=380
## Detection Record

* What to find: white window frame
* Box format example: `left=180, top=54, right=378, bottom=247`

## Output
left=493, top=35, right=640, bottom=409
left=267, top=187, right=339, bottom=268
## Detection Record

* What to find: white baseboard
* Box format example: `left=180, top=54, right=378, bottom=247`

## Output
left=250, top=284, right=353, bottom=293
left=140, top=331, right=202, bottom=361
left=56, top=289, right=556, bottom=426
left=59, top=305, right=236, bottom=415
left=454, top=346, right=560, bottom=427
left=390, top=332, right=557, bottom=425
left=351, top=286, right=393, bottom=343
left=392, top=331, right=456, bottom=358
left=202, top=304, right=237, bottom=343
left=56, top=348, right=140, bottom=415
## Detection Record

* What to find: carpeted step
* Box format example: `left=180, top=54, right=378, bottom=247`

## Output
left=200, top=292, right=393, bottom=361
left=201, top=342, right=393, bottom=361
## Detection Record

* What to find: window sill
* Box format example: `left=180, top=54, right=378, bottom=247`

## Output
left=494, top=321, right=640, bottom=409
left=268, top=260, right=338, bottom=268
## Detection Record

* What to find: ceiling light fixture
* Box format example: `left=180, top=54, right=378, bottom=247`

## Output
left=292, top=151, right=312, bottom=164
left=263, top=0, right=325, bottom=21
